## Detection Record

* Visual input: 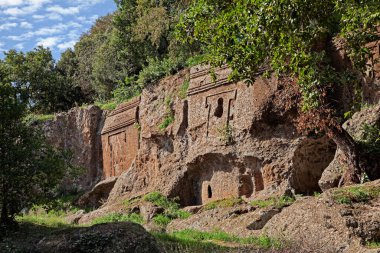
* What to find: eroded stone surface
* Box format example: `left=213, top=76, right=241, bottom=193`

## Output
left=99, top=65, right=337, bottom=212
left=42, top=105, right=105, bottom=191
left=101, top=97, right=140, bottom=178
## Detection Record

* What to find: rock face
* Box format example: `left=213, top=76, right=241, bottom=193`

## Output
left=102, top=66, right=337, bottom=209
left=168, top=180, right=380, bottom=253
left=35, top=222, right=161, bottom=253
left=42, top=105, right=105, bottom=191
left=319, top=103, right=380, bottom=190
left=101, top=97, right=140, bottom=178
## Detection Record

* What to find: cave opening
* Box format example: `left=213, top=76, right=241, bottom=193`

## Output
left=208, top=185, right=212, bottom=199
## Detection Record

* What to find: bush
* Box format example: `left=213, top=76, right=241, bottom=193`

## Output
left=153, top=214, right=172, bottom=226
left=112, top=76, right=142, bottom=104
left=143, top=192, right=191, bottom=226
left=137, top=57, right=184, bottom=88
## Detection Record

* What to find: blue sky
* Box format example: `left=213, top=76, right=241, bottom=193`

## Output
left=0, top=0, right=116, bottom=60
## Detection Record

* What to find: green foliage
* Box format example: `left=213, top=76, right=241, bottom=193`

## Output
left=216, top=124, right=233, bottom=144
left=359, top=123, right=380, bottom=154
left=153, top=214, right=172, bottom=226
left=159, top=96, right=175, bottom=130
left=177, top=0, right=380, bottom=111
left=159, top=113, right=175, bottom=130
left=24, top=113, right=55, bottom=124
left=203, top=198, right=243, bottom=211
left=94, top=100, right=118, bottom=111
left=154, top=229, right=283, bottom=250
left=178, top=79, right=189, bottom=99
left=0, top=80, right=74, bottom=226
left=366, top=241, right=380, bottom=249
left=143, top=192, right=191, bottom=226
left=185, top=55, right=206, bottom=67
left=250, top=196, right=295, bottom=209
left=112, top=76, right=141, bottom=103
left=16, top=205, right=76, bottom=228
left=2, top=47, right=86, bottom=113
left=332, top=185, right=380, bottom=204
left=137, top=57, right=184, bottom=87
left=91, top=213, right=143, bottom=225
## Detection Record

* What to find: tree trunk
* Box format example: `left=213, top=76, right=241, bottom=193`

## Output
left=328, top=125, right=361, bottom=186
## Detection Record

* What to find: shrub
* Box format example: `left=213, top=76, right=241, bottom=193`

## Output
left=185, top=55, right=206, bottom=67
left=159, top=113, right=175, bottom=130
left=137, top=57, right=184, bottom=87
left=153, top=214, right=172, bottom=226
left=359, top=123, right=380, bottom=154
left=94, top=100, right=118, bottom=111
left=143, top=192, right=191, bottom=226
left=112, top=76, right=142, bottom=104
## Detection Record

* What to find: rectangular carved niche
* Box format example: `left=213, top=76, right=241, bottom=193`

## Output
left=205, top=89, right=237, bottom=138
left=101, top=97, right=140, bottom=178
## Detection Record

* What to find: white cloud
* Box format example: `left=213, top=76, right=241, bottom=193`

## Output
left=20, top=21, right=33, bottom=29
left=0, top=22, right=17, bottom=30
left=68, top=0, right=104, bottom=8
left=2, top=0, right=51, bottom=16
left=46, top=5, right=79, bottom=15
left=0, top=42, right=5, bottom=51
left=57, top=40, right=76, bottom=51
left=7, top=22, right=83, bottom=41
left=0, top=0, right=23, bottom=7
left=14, top=43, right=24, bottom=50
left=36, top=36, right=61, bottom=48
left=32, top=13, right=62, bottom=21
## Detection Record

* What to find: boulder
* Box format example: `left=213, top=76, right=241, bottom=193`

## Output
left=35, top=222, right=161, bottom=253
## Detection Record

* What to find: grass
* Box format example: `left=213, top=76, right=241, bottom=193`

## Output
left=366, top=241, right=380, bottom=248
left=159, top=113, right=175, bottom=130
left=178, top=79, right=190, bottom=99
left=91, top=213, right=143, bottom=225
left=16, top=206, right=75, bottom=228
left=142, top=192, right=191, bottom=226
left=154, top=229, right=283, bottom=250
left=250, top=196, right=295, bottom=209
left=332, top=185, right=380, bottom=204
left=203, top=198, right=243, bottom=211
left=24, top=113, right=55, bottom=124
left=94, top=100, right=118, bottom=111
left=159, top=96, right=175, bottom=130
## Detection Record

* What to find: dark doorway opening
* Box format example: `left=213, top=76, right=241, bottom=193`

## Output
left=214, top=98, right=224, bottom=118
left=208, top=185, right=212, bottom=198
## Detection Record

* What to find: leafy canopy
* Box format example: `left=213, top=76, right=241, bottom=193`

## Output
left=177, top=0, right=380, bottom=110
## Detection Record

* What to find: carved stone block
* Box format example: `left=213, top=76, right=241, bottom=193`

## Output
left=101, top=97, right=140, bottom=178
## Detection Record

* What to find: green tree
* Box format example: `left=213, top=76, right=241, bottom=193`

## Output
left=3, top=47, right=85, bottom=113
left=0, top=74, right=71, bottom=228
left=177, top=0, right=380, bottom=185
